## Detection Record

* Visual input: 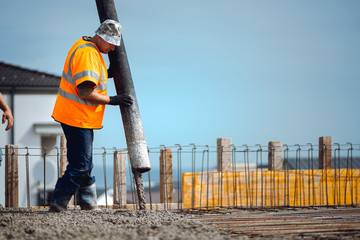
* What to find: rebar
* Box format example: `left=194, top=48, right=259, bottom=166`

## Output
left=1, top=143, right=360, bottom=210
left=102, top=147, right=108, bottom=208
left=175, top=144, right=182, bottom=210
left=25, top=147, right=30, bottom=208
left=43, top=147, right=46, bottom=208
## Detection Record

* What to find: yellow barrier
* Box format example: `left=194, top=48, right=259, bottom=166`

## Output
left=182, top=169, right=360, bottom=208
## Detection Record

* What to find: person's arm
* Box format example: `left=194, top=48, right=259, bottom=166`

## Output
left=77, top=81, right=133, bottom=106
left=0, top=92, right=14, bottom=131
left=81, top=89, right=111, bottom=105
left=78, top=81, right=110, bottom=105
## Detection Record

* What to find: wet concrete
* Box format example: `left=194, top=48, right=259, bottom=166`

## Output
left=2, top=205, right=359, bottom=239
left=0, top=207, right=242, bottom=240
left=133, top=170, right=146, bottom=210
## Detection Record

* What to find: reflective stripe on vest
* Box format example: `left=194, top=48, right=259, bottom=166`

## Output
left=61, top=43, right=107, bottom=91
left=58, top=88, right=98, bottom=107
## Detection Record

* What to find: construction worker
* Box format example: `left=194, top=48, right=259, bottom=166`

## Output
left=50, top=19, right=133, bottom=212
left=0, top=92, right=14, bottom=131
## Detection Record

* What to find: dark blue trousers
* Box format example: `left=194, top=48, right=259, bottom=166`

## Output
left=55, top=123, right=95, bottom=195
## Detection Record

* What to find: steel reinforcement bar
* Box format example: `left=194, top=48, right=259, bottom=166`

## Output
left=1, top=140, right=359, bottom=210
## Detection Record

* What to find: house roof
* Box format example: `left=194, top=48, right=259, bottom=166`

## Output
left=0, top=61, right=60, bottom=90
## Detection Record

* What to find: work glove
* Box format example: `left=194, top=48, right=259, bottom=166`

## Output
left=108, top=95, right=133, bottom=106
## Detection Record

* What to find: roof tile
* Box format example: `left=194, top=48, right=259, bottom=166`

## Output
left=0, top=61, right=60, bottom=88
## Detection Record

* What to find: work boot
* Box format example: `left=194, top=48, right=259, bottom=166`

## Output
left=49, top=188, right=72, bottom=212
left=78, top=183, right=99, bottom=211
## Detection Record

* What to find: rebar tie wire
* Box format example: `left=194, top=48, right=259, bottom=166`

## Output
left=190, top=143, right=196, bottom=209
left=147, top=147, right=153, bottom=210
left=43, top=147, right=46, bottom=208
left=334, top=143, right=341, bottom=206
left=175, top=144, right=182, bottom=210
left=307, top=143, right=315, bottom=207
left=346, top=142, right=354, bottom=206
left=25, top=147, right=30, bottom=208
left=102, top=147, right=108, bottom=208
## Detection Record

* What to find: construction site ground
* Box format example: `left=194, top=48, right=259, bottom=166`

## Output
left=0, top=206, right=359, bottom=239
left=191, top=207, right=360, bottom=239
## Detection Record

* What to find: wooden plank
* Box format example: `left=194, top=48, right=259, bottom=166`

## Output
left=113, top=151, right=127, bottom=207
left=268, top=141, right=283, bottom=171
left=59, top=135, right=75, bottom=207
left=60, top=135, right=67, bottom=176
left=217, top=138, right=232, bottom=172
left=319, top=136, right=332, bottom=169
left=5, top=145, right=18, bottom=207
left=160, top=149, right=173, bottom=203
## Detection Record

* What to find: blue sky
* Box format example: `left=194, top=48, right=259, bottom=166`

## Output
left=1, top=0, right=359, bottom=149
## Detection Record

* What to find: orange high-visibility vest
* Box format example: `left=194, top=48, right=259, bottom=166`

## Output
left=52, top=37, right=108, bottom=129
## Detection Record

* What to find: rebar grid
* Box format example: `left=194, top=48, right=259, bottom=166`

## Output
left=1, top=143, right=359, bottom=209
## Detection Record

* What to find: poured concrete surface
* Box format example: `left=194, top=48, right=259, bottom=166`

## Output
left=1, top=206, right=360, bottom=239
left=0, top=208, right=239, bottom=240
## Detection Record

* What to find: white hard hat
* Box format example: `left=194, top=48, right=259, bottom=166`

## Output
left=95, top=19, right=122, bottom=46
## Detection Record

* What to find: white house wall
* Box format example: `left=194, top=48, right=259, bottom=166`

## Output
left=15, top=93, right=57, bottom=147
left=0, top=92, right=59, bottom=207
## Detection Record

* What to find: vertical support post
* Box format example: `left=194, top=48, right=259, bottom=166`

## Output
left=59, top=135, right=75, bottom=207
left=113, top=151, right=127, bottom=207
left=268, top=141, right=283, bottom=170
left=319, top=136, right=332, bottom=169
left=5, top=145, right=18, bottom=207
left=60, top=135, right=67, bottom=176
left=160, top=149, right=173, bottom=204
left=217, top=138, right=232, bottom=172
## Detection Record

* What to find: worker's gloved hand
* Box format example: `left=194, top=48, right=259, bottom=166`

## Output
left=108, top=95, right=133, bottom=106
